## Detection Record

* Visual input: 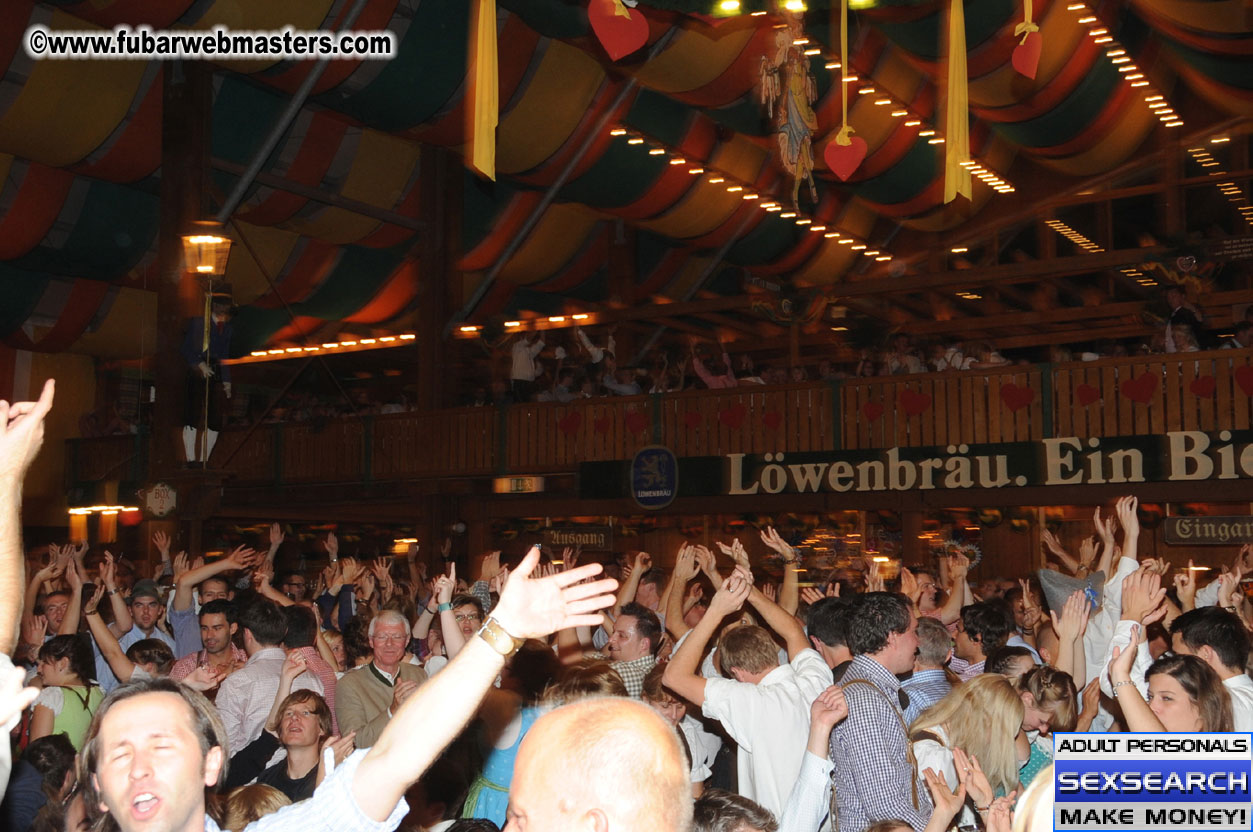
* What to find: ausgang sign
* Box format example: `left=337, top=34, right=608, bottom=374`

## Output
left=542, top=527, right=613, bottom=550
left=1164, top=517, right=1253, bottom=546
left=579, top=429, right=1253, bottom=500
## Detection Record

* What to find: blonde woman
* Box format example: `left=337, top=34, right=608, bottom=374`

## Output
left=1015, top=665, right=1078, bottom=788
left=910, top=673, right=1024, bottom=825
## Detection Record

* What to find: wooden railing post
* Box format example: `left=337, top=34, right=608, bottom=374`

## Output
left=1039, top=362, right=1055, bottom=439
left=829, top=379, right=843, bottom=451
left=495, top=402, right=509, bottom=475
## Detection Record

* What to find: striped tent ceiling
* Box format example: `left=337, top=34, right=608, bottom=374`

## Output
left=0, top=0, right=1248, bottom=356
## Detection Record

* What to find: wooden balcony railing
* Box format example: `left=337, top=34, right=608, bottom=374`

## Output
left=67, top=349, right=1253, bottom=488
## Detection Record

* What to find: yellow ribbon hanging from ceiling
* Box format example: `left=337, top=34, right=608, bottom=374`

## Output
left=469, top=0, right=498, bottom=180
left=1015, top=0, right=1039, bottom=42
left=943, top=0, right=970, bottom=202
left=835, top=0, right=854, bottom=146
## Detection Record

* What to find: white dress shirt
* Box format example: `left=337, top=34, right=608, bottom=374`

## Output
left=701, top=648, right=831, bottom=817
left=216, top=646, right=321, bottom=754
left=1224, top=674, right=1253, bottom=732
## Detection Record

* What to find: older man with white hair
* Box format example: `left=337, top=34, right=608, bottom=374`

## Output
left=505, top=697, right=693, bottom=832
left=336, top=609, right=428, bottom=746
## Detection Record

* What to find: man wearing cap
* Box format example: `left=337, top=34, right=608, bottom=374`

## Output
left=181, top=289, right=233, bottom=465
left=92, top=579, right=176, bottom=693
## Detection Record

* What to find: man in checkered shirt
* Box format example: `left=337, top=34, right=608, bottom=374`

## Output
left=608, top=601, right=662, bottom=697
left=828, top=592, right=933, bottom=832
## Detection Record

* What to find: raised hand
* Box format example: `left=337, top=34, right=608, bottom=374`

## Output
left=488, top=545, right=618, bottom=640
left=323, top=732, right=357, bottom=767
left=900, top=567, right=920, bottom=604
left=922, top=768, right=967, bottom=826
left=1108, top=624, right=1142, bottom=683
left=325, top=531, right=339, bottom=560
left=281, top=649, right=308, bottom=684
left=1050, top=590, right=1090, bottom=643
left=633, top=551, right=653, bottom=574
left=760, top=526, right=796, bottom=562
left=172, top=552, right=190, bottom=583
left=1078, top=537, right=1097, bottom=571
left=865, top=559, right=885, bottom=593
left=21, top=614, right=47, bottom=648
left=269, top=522, right=285, bottom=551
left=801, top=587, right=825, bottom=606
left=1114, top=495, right=1139, bottom=539
left=489, top=565, right=509, bottom=595
left=985, top=794, right=1016, bottom=832
left=1076, top=678, right=1101, bottom=731
left=1174, top=561, right=1198, bottom=611
left=952, top=747, right=994, bottom=809
left=100, top=551, right=118, bottom=591
left=83, top=584, right=105, bottom=617
left=1019, top=579, right=1043, bottom=632
left=709, top=565, right=752, bottom=618
left=0, top=378, right=54, bottom=484
left=809, top=685, right=849, bottom=733
left=479, top=551, right=502, bottom=583
left=1120, top=568, right=1167, bottom=625
left=224, top=544, right=261, bottom=571
left=183, top=664, right=226, bottom=692
left=673, top=545, right=698, bottom=583
left=434, top=564, right=455, bottom=605
left=339, top=557, right=362, bottom=587
left=762, top=582, right=778, bottom=603
left=1217, top=566, right=1244, bottom=610
left=153, top=530, right=171, bottom=558
left=947, top=551, right=971, bottom=581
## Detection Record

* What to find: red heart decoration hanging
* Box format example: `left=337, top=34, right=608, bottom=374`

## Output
left=1075, top=384, right=1101, bottom=406
left=718, top=404, right=747, bottom=429
left=625, top=410, right=648, bottom=434
left=1011, top=31, right=1043, bottom=79
left=999, top=383, right=1036, bottom=412
left=763, top=411, right=782, bottom=430
left=557, top=412, right=582, bottom=435
left=861, top=401, right=885, bottom=421
left=682, top=410, right=703, bottom=429
left=1189, top=376, right=1217, bottom=397
left=899, top=389, right=933, bottom=416
left=1236, top=366, right=1253, bottom=396
left=587, top=0, right=648, bottom=62
left=1120, top=373, right=1158, bottom=404
left=593, top=415, right=613, bottom=434
left=823, top=136, right=868, bottom=182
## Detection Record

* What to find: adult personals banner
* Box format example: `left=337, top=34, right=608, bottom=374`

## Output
left=1054, top=733, right=1253, bottom=831
left=579, top=429, right=1253, bottom=503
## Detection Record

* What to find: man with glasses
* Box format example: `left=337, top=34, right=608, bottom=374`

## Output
left=336, top=609, right=428, bottom=746
left=276, top=570, right=309, bottom=603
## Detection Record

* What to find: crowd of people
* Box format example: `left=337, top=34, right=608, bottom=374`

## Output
left=3, top=379, right=1253, bottom=832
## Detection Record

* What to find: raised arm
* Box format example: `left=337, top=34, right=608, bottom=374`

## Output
left=747, top=577, right=810, bottom=660
left=664, top=566, right=752, bottom=708
left=173, top=545, right=260, bottom=612
left=351, top=546, right=616, bottom=821
left=0, top=379, right=53, bottom=653
left=266, top=522, right=284, bottom=564
left=934, top=552, right=970, bottom=625
left=665, top=546, right=699, bottom=640
left=58, top=561, right=85, bottom=636
left=612, top=551, right=651, bottom=619
left=433, top=566, right=465, bottom=659
left=1114, top=495, right=1140, bottom=564
left=84, top=585, right=136, bottom=683
left=1107, top=624, right=1165, bottom=731
left=99, top=552, right=133, bottom=638
left=760, top=527, right=800, bottom=616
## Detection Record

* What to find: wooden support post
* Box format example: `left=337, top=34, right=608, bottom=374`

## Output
left=151, top=63, right=210, bottom=478
left=418, top=147, right=461, bottom=411
left=901, top=511, right=924, bottom=565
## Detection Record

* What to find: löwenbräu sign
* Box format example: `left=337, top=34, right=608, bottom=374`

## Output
left=579, top=430, right=1253, bottom=502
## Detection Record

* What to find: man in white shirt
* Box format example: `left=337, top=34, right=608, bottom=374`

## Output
left=509, top=331, right=545, bottom=401
left=664, top=565, right=830, bottom=817
left=215, top=597, right=320, bottom=752
left=1170, top=607, right=1253, bottom=731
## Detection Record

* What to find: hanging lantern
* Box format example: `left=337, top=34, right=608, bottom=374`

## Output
left=182, top=221, right=232, bottom=276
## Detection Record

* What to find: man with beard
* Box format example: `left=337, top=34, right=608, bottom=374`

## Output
left=167, top=600, right=246, bottom=698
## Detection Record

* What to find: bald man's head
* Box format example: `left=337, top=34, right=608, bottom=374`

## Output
left=506, top=697, right=692, bottom=832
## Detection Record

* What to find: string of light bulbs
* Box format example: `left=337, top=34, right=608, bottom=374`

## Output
left=1186, top=139, right=1253, bottom=230
left=1064, top=2, right=1183, bottom=128
left=609, top=126, right=895, bottom=262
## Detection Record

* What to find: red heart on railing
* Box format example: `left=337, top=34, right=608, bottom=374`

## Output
left=763, top=411, right=782, bottom=430
left=557, top=412, right=582, bottom=435
left=899, top=389, right=932, bottom=416
left=593, top=415, right=613, bottom=434
left=1236, top=366, right=1253, bottom=396
left=824, top=136, right=868, bottom=182
left=1120, top=372, right=1158, bottom=404
left=1075, top=384, right=1100, bottom=406
left=718, top=404, right=747, bottom=429
left=1189, top=376, right=1216, bottom=397
left=682, top=410, right=703, bottom=429
left=1012, top=31, right=1043, bottom=79
left=625, top=410, right=648, bottom=434
left=588, top=0, right=648, bottom=61
left=861, top=401, right=885, bottom=422
left=999, top=382, right=1036, bottom=412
